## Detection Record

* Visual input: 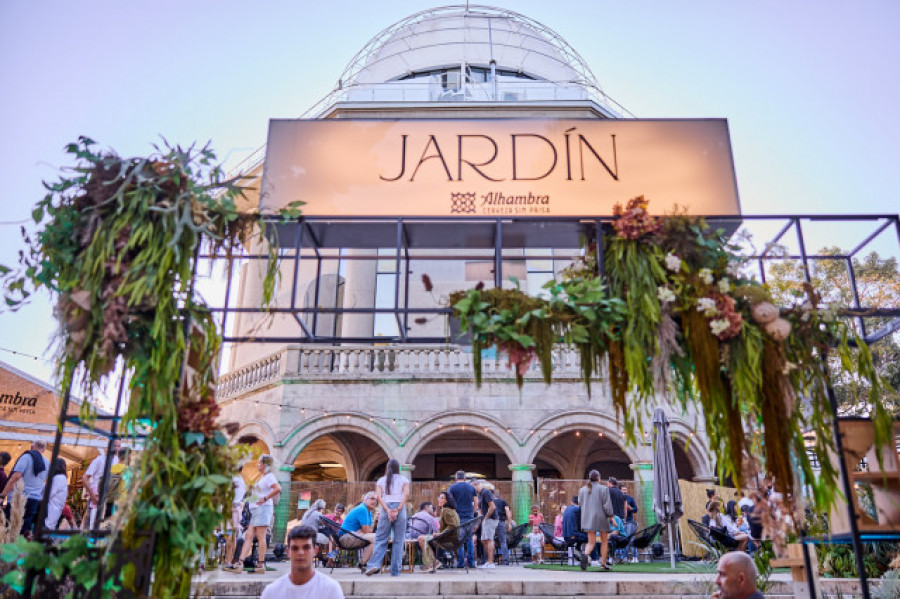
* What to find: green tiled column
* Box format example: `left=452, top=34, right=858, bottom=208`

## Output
left=509, top=464, right=536, bottom=526
left=272, top=465, right=295, bottom=544
left=631, top=461, right=655, bottom=527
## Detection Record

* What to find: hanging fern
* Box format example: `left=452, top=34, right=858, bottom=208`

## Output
left=0, top=137, right=300, bottom=598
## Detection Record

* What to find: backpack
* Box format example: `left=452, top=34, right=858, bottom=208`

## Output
left=106, top=464, right=127, bottom=502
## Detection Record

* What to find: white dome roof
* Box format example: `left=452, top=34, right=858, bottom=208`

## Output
left=346, top=5, right=592, bottom=86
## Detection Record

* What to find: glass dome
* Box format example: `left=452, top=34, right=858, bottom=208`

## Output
left=323, top=4, right=625, bottom=113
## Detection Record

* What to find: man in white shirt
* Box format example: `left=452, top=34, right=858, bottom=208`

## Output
left=261, top=525, right=344, bottom=598
left=82, top=439, right=120, bottom=529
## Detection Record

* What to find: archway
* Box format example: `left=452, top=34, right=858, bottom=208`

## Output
left=291, top=431, right=389, bottom=482
left=410, top=429, right=513, bottom=481
left=235, top=434, right=271, bottom=481
left=672, top=439, right=697, bottom=480
left=532, top=430, right=635, bottom=481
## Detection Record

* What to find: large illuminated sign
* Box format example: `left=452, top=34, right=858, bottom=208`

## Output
left=261, top=119, right=740, bottom=217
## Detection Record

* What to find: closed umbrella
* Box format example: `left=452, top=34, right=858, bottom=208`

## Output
left=652, top=408, right=684, bottom=568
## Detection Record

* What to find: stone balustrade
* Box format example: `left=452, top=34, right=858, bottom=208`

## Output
left=215, top=344, right=590, bottom=400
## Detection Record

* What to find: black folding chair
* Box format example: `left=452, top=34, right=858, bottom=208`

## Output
left=538, top=522, right=566, bottom=564
left=687, top=519, right=738, bottom=555
left=428, top=516, right=483, bottom=573
left=496, top=522, right=528, bottom=564
left=628, top=522, right=662, bottom=561
left=319, top=517, right=372, bottom=573
left=607, top=528, right=635, bottom=560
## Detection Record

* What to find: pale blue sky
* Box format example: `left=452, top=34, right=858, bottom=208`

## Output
left=0, top=0, right=898, bottom=385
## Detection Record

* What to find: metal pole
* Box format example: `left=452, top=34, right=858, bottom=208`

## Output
left=668, top=522, right=675, bottom=569
left=823, top=351, right=870, bottom=599
left=494, top=218, right=503, bottom=289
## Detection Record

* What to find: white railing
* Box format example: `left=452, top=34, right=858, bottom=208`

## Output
left=215, top=352, right=283, bottom=399
left=215, top=344, right=588, bottom=400
left=337, top=79, right=595, bottom=104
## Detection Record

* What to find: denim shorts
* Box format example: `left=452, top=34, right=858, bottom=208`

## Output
left=249, top=504, right=273, bottom=527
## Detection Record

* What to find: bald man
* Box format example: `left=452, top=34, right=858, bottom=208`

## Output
left=713, top=551, right=764, bottom=599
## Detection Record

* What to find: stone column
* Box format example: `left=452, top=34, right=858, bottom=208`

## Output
left=508, top=464, right=536, bottom=525
left=340, top=249, right=377, bottom=341
left=272, top=465, right=295, bottom=544
left=631, top=461, right=655, bottom=526
left=399, top=464, right=416, bottom=481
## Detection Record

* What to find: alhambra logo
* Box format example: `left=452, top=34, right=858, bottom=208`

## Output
left=450, top=192, right=477, bottom=214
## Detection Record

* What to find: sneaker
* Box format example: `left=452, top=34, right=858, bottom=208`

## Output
left=484, top=562, right=495, bottom=568
left=475, top=562, right=488, bottom=568
left=590, top=560, right=601, bottom=566
left=365, top=567, right=380, bottom=576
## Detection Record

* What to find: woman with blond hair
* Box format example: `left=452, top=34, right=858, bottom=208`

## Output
left=228, top=454, right=281, bottom=574
left=577, top=470, right=614, bottom=571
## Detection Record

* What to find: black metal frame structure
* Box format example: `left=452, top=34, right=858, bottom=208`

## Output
left=26, top=212, right=899, bottom=597
left=202, top=214, right=900, bottom=348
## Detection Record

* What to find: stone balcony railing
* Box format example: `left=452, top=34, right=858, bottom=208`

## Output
left=215, top=344, right=587, bottom=400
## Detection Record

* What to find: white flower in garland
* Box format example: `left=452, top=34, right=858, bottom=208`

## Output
left=709, top=318, right=731, bottom=337
left=665, top=253, right=681, bottom=272
left=657, top=285, right=676, bottom=304
left=699, top=268, right=714, bottom=285
left=717, top=277, right=731, bottom=294
left=819, top=303, right=837, bottom=323
left=696, top=297, right=718, bottom=317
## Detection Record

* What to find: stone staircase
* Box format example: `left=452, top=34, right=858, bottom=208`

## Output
left=194, top=577, right=863, bottom=598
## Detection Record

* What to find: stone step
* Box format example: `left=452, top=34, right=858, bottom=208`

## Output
left=195, top=578, right=863, bottom=598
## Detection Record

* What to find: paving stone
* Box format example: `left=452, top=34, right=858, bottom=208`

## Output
left=351, top=578, right=440, bottom=595
left=439, top=579, right=478, bottom=595
left=476, top=580, right=524, bottom=594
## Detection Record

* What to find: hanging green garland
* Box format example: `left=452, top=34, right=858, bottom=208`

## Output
left=449, top=196, right=895, bottom=517
left=0, top=138, right=298, bottom=597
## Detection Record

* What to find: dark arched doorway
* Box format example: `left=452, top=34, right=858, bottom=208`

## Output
left=291, top=431, right=388, bottom=482
left=410, top=429, right=512, bottom=481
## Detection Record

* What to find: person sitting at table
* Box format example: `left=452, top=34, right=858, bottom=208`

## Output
left=325, top=503, right=345, bottom=525
left=300, top=498, right=331, bottom=547
left=708, top=501, right=749, bottom=551
left=418, top=491, right=459, bottom=573
left=407, top=501, right=438, bottom=540
left=341, top=492, right=378, bottom=566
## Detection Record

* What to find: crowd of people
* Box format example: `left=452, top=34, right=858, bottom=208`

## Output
left=0, top=440, right=131, bottom=539
left=252, top=463, right=771, bottom=598
left=0, top=444, right=771, bottom=598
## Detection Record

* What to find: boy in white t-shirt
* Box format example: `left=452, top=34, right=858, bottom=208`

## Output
left=261, top=525, right=344, bottom=598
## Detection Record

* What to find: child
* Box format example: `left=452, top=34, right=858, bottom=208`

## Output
left=526, top=525, right=544, bottom=564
